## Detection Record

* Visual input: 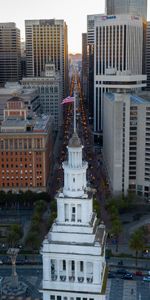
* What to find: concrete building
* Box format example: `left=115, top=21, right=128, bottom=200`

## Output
left=25, top=19, right=68, bottom=97
left=41, top=129, right=107, bottom=299
left=0, top=97, right=53, bottom=193
left=103, top=91, right=150, bottom=198
left=0, top=82, right=40, bottom=123
left=94, top=14, right=145, bottom=133
left=106, top=0, right=147, bottom=20
left=0, top=23, right=21, bottom=86
left=82, top=33, right=88, bottom=101
left=21, top=62, right=62, bottom=130
left=146, top=22, right=150, bottom=90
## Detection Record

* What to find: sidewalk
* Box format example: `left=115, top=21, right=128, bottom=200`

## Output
left=108, top=256, right=150, bottom=273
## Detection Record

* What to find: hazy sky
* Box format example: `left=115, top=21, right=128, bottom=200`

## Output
left=0, top=0, right=150, bottom=53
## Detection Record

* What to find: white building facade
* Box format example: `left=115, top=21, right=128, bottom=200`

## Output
left=103, top=91, right=150, bottom=198
left=25, top=19, right=68, bottom=98
left=94, top=14, right=145, bottom=132
left=41, top=131, right=107, bottom=300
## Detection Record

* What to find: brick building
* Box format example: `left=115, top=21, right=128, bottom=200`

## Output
left=0, top=97, right=53, bottom=192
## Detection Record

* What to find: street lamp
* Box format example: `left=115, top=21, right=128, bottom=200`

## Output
left=0, top=276, right=3, bottom=300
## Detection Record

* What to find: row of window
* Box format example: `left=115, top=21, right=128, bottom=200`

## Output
left=50, top=296, right=94, bottom=300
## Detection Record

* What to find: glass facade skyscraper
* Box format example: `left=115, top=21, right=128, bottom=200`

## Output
left=106, top=0, right=147, bottom=20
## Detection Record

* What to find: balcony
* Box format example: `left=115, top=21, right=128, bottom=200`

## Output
left=69, top=276, right=75, bottom=282
left=78, top=276, right=84, bottom=283
left=60, top=275, right=66, bottom=281
left=87, top=276, right=93, bottom=283
left=51, top=274, right=57, bottom=281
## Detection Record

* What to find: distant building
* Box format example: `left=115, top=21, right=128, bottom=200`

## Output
left=21, top=41, right=26, bottom=78
left=82, top=33, right=88, bottom=101
left=106, top=0, right=147, bottom=20
left=94, top=14, right=145, bottom=133
left=146, top=22, right=150, bottom=90
left=0, top=23, right=21, bottom=86
left=25, top=19, right=68, bottom=97
left=0, top=82, right=40, bottom=123
left=21, top=62, right=63, bottom=130
left=103, top=91, right=150, bottom=198
left=0, top=97, right=53, bottom=193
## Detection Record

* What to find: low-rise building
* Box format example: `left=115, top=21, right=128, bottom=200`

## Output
left=0, top=97, right=53, bottom=193
left=0, top=82, right=40, bottom=123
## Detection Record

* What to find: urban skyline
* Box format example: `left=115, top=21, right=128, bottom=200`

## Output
left=0, top=0, right=150, bottom=53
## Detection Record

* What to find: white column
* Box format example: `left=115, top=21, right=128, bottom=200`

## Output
left=84, top=261, right=87, bottom=283
left=57, top=260, right=60, bottom=281
left=75, top=261, right=78, bottom=282
left=93, top=261, right=100, bottom=284
left=43, top=256, right=50, bottom=280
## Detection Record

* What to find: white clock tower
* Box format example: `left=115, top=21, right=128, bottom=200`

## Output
left=41, top=107, right=107, bottom=300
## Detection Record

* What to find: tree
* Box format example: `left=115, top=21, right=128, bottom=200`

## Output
left=7, top=224, right=23, bottom=247
left=25, top=231, right=41, bottom=250
left=129, top=229, right=145, bottom=265
left=111, top=218, right=122, bottom=252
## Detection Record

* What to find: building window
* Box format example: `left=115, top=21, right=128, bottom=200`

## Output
left=63, top=260, right=66, bottom=271
left=71, top=206, right=75, bottom=222
left=71, top=260, right=75, bottom=271
left=50, top=296, right=55, bottom=300
left=80, top=261, right=84, bottom=272
left=57, top=297, right=61, bottom=300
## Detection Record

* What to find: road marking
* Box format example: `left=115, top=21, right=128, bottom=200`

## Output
left=106, top=279, right=111, bottom=299
left=122, top=281, right=137, bottom=300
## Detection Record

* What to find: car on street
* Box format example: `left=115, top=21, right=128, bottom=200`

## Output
left=143, top=276, right=150, bottom=282
left=116, top=269, right=127, bottom=275
left=121, top=273, right=133, bottom=280
left=0, top=259, right=3, bottom=264
left=108, top=271, right=115, bottom=278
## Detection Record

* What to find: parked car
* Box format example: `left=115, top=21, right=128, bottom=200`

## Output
left=143, top=276, right=150, bottom=282
left=121, top=273, right=133, bottom=280
left=116, top=269, right=127, bottom=275
left=108, top=271, right=115, bottom=278
left=135, top=270, right=143, bottom=276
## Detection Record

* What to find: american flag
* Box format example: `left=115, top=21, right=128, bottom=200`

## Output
left=61, top=96, right=74, bottom=105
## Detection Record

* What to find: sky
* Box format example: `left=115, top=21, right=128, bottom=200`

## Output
left=0, top=0, right=150, bottom=53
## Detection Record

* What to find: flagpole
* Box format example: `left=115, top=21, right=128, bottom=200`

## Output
left=74, top=91, right=76, bottom=133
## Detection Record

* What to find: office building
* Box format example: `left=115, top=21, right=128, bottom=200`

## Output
left=0, top=97, right=53, bottom=193
left=146, top=22, right=150, bottom=90
left=106, top=0, right=147, bottom=20
left=21, top=62, right=62, bottom=130
left=94, top=14, right=145, bottom=133
left=0, top=23, right=21, bottom=86
left=82, top=33, right=88, bottom=101
left=25, top=19, right=68, bottom=97
left=41, top=130, right=107, bottom=300
left=103, top=91, right=150, bottom=198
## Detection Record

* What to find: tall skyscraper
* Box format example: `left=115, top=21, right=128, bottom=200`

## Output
left=103, top=90, right=150, bottom=198
left=82, top=33, right=88, bottom=101
left=146, top=22, right=150, bottom=90
left=106, top=0, right=147, bottom=20
left=25, top=19, right=68, bottom=97
left=94, top=14, right=145, bottom=132
left=0, top=23, right=21, bottom=86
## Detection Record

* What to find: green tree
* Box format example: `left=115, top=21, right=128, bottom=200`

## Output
left=25, top=231, right=41, bottom=250
left=7, top=224, right=23, bottom=247
left=111, top=218, right=122, bottom=252
left=129, top=229, right=145, bottom=265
